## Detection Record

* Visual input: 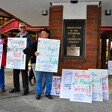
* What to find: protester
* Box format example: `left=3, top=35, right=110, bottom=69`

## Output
left=9, top=23, right=34, bottom=95
left=0, top=37, right=7, bottom=92
left=28, top=66, right=36, bottom=86
left=31, top=29, right=53, bottom=100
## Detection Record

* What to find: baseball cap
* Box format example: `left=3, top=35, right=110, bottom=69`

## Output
left=19, top=23, right=26, bottom=28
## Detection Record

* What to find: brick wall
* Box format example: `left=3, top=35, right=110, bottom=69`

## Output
left=49, top=5, right=101, bottom=75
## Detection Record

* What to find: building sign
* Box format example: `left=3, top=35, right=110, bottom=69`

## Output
left=6, top=38, right=27, bottom=69
left=35, top=38, right=60, bottom=73
left=63, top=19, right=85, bottom=58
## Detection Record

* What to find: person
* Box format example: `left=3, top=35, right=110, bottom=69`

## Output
left=28, top=66, right=36, bottom=86
left=0, top=37, right=7, bottom=92
left=9, top=23, right=34, bottom=95
left=31, top=29, right=53, bottom=100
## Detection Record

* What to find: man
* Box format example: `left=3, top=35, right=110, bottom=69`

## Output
left=31, top=29, right=53, bottom=100
left=9, top=23, right=34, bottom=95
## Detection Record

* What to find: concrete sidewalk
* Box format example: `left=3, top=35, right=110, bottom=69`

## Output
left=0, top=69, right=112, bottom=112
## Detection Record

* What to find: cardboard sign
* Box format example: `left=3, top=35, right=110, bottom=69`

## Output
left=70, top=70, right=92, bottom=103
left=0, top=40, right=3, bottom=69
left=35, top=38, right=60, bottom=73
left=89, top=69, right=103, bottom=102
left=51, top=76, right=61, bottom=96
left=101, top=69, right=109, bottom=100
left=108, top=61, right=112, bottom=75
left=60, top=69, right=73, bottom=99
left=6, top=38, right=26, bottom=69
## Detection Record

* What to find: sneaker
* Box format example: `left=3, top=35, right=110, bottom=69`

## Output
left=36, top=94, right=41, bottom=100
left=0, top=88, right=6, bottom=92
left=45, top=94, right=53, bottom=99
left=9, top=88, right=20, bottom=93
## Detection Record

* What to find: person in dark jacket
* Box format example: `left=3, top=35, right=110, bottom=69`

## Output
left=9, top=23, right=34, bottom=95
left=0, top=37, right=7, bottom=92
left=31, top=29, right=53, bottom=100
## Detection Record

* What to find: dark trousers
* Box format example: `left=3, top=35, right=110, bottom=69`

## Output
left=13, top=63, right=29, bottom=91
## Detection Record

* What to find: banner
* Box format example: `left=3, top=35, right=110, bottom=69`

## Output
left=101, top=69, right=109, bottom=100
left=35, top=38, right=60, bottom=73
left=70, top=70, right=92, bottom=103
left=60, top=69, right=73, bottom=99
left=51, top=76, right=61, bottom=96
left=6, top=38, right=26, bottom=69
left=0, top=40, right=3, bottom=69
left=89, top=69, right=103, bottom=102
left=108, top=61, right=112, bottom=75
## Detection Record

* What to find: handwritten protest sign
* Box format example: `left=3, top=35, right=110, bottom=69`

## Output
left=108, top=61, right=112, bottom=75
left=101, top=69, right=109, bottom=100
left=60, top=69, right=73, bottom=99
left=35, top=38, right=60, bottom=73
left=70, top=70, right=92, bottom=103
left=89, top=69, right=103, bottom=102
left=6, top=38, right=26, bottom=69
left=51, top=76, right=61, bottom=96
left=0, top=40, right=3, bottom=69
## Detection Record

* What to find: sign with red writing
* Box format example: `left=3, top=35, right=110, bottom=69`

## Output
left=101, top=69, right=109, bottom=100
left=70, top=70, right=92, bottom=103
left=6, top=38, right=26, bottom=69
left=51, top=76, right=61, bottom=96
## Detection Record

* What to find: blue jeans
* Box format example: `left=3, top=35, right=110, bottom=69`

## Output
left=36, top=71, right=53, bottom=95
left=0, top=66, right=5, bottom=89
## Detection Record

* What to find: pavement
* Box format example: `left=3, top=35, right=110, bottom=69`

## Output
left=0, top=68, right=112, bottom=112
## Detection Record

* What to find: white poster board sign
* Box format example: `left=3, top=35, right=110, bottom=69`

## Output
left=108, top=61, right=112, bottom=75
left=89, top=69, right=103, bottom=102
left=6, top=38, right=26, bottom=69
left=0, top=40, right=3, bottom=69
left=60, top=69, right=73, bottom=99
left=101, top=69, right=109, bottom=100
left=70, top=70, right=92, bottom=103
left=51, top=76, right=61, bottom=96
left=35, top=38, right=60, bottom=73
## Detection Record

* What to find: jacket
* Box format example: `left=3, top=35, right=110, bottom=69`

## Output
left=30, top=40, right=38, bottom=64
left=1, top=50, right=6, bottom=66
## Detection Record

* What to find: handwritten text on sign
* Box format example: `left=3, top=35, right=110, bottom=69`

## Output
left=101, top=69, right=109, bottom=100
left=70, top=70, right=92, bottom=103
left=89, top=69, right=103, bottom=102
left=6, top=38, right=26, bottom=69
left=60, top=69, right=73, bottom=99
left=35, top=38, right=60, bottom=73
left=51, top=76, right=61, bottom=96
left=0, top=40, right=3, bottom=69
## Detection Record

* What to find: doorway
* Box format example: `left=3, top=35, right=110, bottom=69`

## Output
left=101, top=30, right=112, bottom=69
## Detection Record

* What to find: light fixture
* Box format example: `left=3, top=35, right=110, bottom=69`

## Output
left=70, top=0, right=78, bottom=4
left=42, top=10, right=48, bottom=16
left=105, top=9, right=111, bottom=16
